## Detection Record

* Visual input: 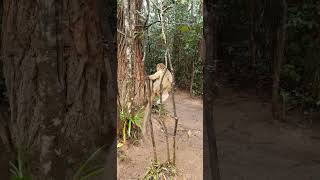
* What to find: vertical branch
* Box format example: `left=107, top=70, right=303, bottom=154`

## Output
left=157, top=0, right=179, bottom=165
left=147, top=79, right=157, bottom=162
left=190, top=0, right=199, bottom=97
left=142, top=0, right=151, bottom=64
left=169, top=49, right=179, bottom=165
left=190, top=57, right=195, bottom=97
left=157, top=0, right=171, bottom=163
left=167, top=2, right=179, bottom=167
left=142, top=0, right=150, bottom=103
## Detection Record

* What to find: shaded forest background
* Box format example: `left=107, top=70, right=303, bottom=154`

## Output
left=216, top=0, right=320, bottom=119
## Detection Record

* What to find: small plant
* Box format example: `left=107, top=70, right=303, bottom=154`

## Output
left=72, top=145, right=106, bottom=180
left=152, top=97, right=167, bottom=116
left=120, top=107, right=144, bottom=144
left=9, top=149, right=31, bottom=180
left=280, top=88, right=290, bottom=120
left=143, top=161, right=176, bottom=180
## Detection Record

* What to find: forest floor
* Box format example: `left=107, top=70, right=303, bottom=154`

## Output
left=214, top=86, right=320, bottom=180
left=118, top=86, right=320, bottom=180
left=117, top=91, right=203, bottom=180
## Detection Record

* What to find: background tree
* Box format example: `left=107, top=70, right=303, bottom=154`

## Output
left=203, top=0, right=221, bottom=179
left=144, top=0, right=203, bottom=96
left=117, top=0, right=146, bottom=142
left=117, top=0, right=145, bottom=110
left=266, top=0, right=287, bottom=120
left=214, top=0, right=320, bottom=123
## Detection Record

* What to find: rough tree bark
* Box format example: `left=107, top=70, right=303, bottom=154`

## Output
left=117, top=0, right=145, bottom=112
left=203, top=0, right=220, bottom=179
left=133, top=0, right=145, bottom=104
left=1, top=0, right=117, bottom=179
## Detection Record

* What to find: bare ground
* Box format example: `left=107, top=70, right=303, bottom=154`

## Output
left=118, top=87, right=320, bottom=180
left=215, top=87, right=320, bottom=180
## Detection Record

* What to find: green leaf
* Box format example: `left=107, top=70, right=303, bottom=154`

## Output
left=178, top=25, right=190, bottom=33
left=73, top=145, right=106, bottom=180
left=127, top=120, right=132, bottom=137
left=79, top=166, right=104, bottom=180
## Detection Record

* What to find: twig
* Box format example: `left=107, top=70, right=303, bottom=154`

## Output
left=144, top=21, right=161, bottom=30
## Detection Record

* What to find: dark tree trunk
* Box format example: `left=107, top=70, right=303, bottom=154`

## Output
left=269, top=0, right=287, bottom=120
left=248, top=0, right=257, bottom=73
left=203, top=0, right=220, bottom=179
left=1, top=0, right=116, bottom=179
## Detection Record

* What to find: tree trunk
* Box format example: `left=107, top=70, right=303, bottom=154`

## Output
left=203, top=0, right=220, bottom=179
left=133, top=0, right=145, bottom=105
left=117, top=0, right=145, bottom=112
left=270, top=0, right=287, bottom=120
left=1, top=0, right=117, bottom=179
left=248, top=0, right=257, bottom=73
left=190, top=58, right=195, bottom=97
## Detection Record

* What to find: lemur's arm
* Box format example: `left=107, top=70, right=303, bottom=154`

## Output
left=148, top=70, right=162, bottom=80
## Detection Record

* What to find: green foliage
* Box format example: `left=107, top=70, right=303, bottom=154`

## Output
left=192, top=57, right=203, bottom=96
left=285, top=0, right=320, bottom=109
left=73, top=145, right=106, bottom=180
left=144, top=0, right=203, bottom=96
left=9, top=146, right=105, bottom=180
left=280, top=64, right=301, bottom=88
left=9, top=150, right=32, bottom=180
left=120, top=107, right=144, bottom=143
left=218, top=0, right=320, bottom=113
left=152, top=100, right=167, bottom=116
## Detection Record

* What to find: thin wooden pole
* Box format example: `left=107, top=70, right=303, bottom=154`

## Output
left=147, top=79, right=157, bottom=162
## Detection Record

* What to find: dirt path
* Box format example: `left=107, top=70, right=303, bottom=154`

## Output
left=215, top=87, right=320, bottom=180
left=118, top=88, right=320, bottom=180
left=117, top=91, right=203, bottom=180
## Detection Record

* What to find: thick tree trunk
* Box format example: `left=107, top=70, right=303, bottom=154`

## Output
left=117, top=0, right=145, bottom=112
left=203, top=0, right=220, bottom=179
left=1, top=0, right=116, bottom=179
left=133, top=0, right=145, bottom=105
